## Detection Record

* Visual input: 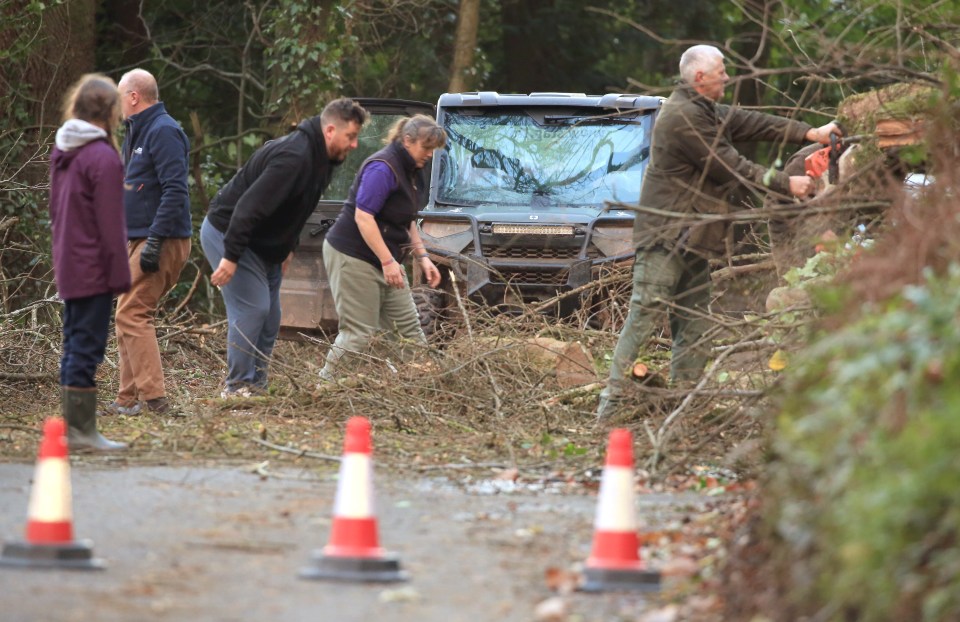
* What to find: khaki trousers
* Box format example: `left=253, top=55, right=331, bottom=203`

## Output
left=115, top=237, right=190, bottom=404
left=319, top=241, right=426, bottom=380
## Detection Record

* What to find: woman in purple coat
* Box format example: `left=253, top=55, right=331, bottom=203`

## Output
left=50, top=74, right=131, bottom=451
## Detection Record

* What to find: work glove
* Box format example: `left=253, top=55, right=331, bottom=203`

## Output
left=139, top=236, right=163, bottom=273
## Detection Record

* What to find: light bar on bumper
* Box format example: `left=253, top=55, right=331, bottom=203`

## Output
left=490, top=224, right=575, bottom=236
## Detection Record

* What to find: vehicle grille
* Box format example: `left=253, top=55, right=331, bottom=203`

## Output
left=492, top=269, right=568, bottom=286
left=482, top=245, right=603, bottom=260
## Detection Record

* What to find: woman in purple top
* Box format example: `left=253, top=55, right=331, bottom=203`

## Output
left=320, top=115, right=446, bottom=380
left=49, top=74, right=131, bottom=452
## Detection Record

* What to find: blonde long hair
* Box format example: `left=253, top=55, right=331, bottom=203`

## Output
left=385, top=114, right=446, bottom=149
left=61, top=74, right=122, bottom=150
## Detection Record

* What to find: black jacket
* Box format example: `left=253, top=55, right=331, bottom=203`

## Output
left=325, top=140, right=420, bottom=269
left=207, top=117, right=336, bottom=264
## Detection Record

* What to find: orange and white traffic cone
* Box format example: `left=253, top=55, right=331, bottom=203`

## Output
left=580, top=428, right=659, bottom=592
left=0, top=417, right=104, bottom=570
left=299, top=416, right=406, bottom=582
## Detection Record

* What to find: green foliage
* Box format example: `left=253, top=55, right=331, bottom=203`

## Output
left=264, top=0, right=353, bottom=118
left=765, top=265, right=960, bottom=620
left=525, top=432, right=590, bottom=459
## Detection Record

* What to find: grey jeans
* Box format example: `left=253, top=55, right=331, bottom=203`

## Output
left=200, top=217, right=282, bottom=392
left=319, top=241, right=426, bottom=380
left=596, top=247, right=712, bottom=418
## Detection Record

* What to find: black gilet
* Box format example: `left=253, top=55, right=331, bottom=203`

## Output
left=324, top=140, right=420, bottom=270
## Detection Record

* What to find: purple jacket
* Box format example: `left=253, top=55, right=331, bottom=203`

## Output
left=49, top=121, right=131, bottom=300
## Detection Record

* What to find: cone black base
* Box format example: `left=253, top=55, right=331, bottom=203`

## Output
left=580, top=566, right=661, bottom=592
left=299, top=552, right=407, bottom=583
left=0, top=540, right=105, bottom=571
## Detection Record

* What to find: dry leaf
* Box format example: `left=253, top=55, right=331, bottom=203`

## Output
left=544, top=566, right=580, bottom=594
left=660, top=555, right=699, bottom=577
left=533, top=596, right=568, bottom=621
left=768, top=350, right=788, bottom=371
left=378, top=586, right=420, bottom=603
left=638, top=605, right=680, bottom=622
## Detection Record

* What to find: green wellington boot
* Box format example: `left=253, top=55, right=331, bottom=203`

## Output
left=62, top=387, right=128, bottom=452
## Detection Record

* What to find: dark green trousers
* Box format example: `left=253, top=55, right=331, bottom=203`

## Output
left=596, top=247, right=712, bottom=418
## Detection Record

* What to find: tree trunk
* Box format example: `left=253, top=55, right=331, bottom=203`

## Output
left=39, top=1, right=99, bottom=128
left=0, top=0, right=98, bottom=178
left=448, top=0, right=481, bottom=93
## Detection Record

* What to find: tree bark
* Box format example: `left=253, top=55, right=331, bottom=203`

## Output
left=2, top=0, right=99, bottom=133
left=448, top=0, right=481, bottom=93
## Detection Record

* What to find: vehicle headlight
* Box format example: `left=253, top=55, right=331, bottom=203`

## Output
left=420, top=220, right=472, bottom=238
left=591, top=224, right=634, bottom=257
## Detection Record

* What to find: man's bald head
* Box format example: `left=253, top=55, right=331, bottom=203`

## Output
left=117, top=68, right=160, bottom=118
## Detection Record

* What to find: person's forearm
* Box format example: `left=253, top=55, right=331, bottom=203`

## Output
left=408, top=223, right=428, bottom=257
left=355, top=211, right=395, bottom=265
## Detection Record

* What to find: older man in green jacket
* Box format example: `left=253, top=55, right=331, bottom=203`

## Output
left=597, top=44, right=840, bottom=419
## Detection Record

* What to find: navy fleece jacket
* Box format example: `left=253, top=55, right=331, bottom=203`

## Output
left=121, top=102, right=192, bottom=239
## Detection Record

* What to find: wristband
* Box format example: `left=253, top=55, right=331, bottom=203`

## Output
left=381, top=258, right=395, bottom=266
left=417, top=253, right=429, bottom=259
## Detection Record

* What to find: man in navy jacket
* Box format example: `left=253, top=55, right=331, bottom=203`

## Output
left=111, top=69, right=191, bottom=416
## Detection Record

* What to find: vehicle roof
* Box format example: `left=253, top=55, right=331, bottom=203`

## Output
left=437, top=91, right=662, bottom=111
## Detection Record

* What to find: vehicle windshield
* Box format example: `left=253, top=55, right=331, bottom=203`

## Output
left=436, top=109, right=651, bottom=207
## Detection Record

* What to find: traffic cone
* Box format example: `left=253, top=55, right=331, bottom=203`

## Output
left=579, top=428, right=659, bottom=592
left=299, top=416, right=407, bottom=582
left=0, top=417, right=105, bottom=570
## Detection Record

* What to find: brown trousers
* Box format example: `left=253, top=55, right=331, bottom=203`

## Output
left=115, top=237, right=190, bottom=404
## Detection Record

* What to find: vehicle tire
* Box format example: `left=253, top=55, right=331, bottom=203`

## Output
left=413, top=286, right=446, bottom=340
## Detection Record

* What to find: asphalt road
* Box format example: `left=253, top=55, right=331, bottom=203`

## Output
left=0, top=461, right=695, bottom=622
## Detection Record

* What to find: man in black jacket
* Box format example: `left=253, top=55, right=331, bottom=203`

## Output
left=200, top=98, right=368, bottom=397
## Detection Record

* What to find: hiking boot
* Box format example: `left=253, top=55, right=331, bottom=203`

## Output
left=103, top=400, right=142, bottom=416
left=144, top=397, right=171, bottom=414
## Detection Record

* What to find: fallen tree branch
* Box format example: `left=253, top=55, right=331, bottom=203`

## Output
left=0, top=371, right=55, bottom=381
left=171, top=265, right=205, bottom=317
left=0, top=424, right=41, bottom=434
left=160, top=319, right=227, bottom=343
left=250, top=437, right=341, bottom=462
left=648, top=328, right=767, bottom=472
left=712, top=260, right=776, bottom=282
left=450, top=271, right=516, bottom=467
left=540, top=382, right=603, bottom=408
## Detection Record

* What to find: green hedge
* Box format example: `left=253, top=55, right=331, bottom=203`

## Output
left=766, top=266, right=960, bottom=621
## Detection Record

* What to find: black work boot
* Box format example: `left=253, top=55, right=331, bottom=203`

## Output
left=62, top=387, right=128, bottom=452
